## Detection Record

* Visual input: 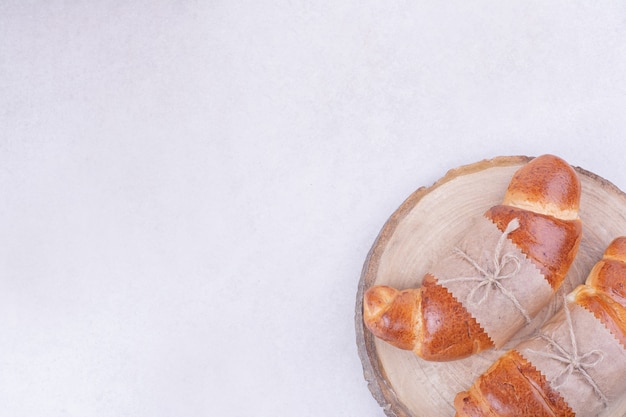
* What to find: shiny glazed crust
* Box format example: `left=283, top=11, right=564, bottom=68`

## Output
left=571, top=237, right=626, bottom=348
left=485, top=205, right=582, bottom=290
left=454, top=237, right=626, bottom=416
left=502, top=154, right=581, bottom=220
left=363, top=155, right=582, bottom=361
left=454, top=349, right=574, bottom=417
left=418, top=274, right=493, bottom=359
left=363, top=279, right=493, bottom=360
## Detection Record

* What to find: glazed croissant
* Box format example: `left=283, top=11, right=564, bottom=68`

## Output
left=454, top=237, right=626, bottom=416
left=363, top=155, right=582, bottom=361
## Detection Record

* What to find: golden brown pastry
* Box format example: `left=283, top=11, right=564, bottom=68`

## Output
left=363, top=155, right=582, bottom=361
left=454, top=237, right=626, bottom=416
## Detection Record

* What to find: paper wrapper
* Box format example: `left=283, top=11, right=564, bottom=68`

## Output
left=517, top=302, right=626, bottom=416
left=431, top=215, right=553, bottom=348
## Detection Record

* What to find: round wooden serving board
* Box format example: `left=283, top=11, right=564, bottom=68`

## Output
left=355, top=155, right=626, bottom=417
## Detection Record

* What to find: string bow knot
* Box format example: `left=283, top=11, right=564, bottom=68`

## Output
left=528, top=297, right=608, bottom=407
left=438, top=218, right=531, bottom=323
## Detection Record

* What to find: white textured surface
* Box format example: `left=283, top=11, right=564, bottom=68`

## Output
left=2, top=2, right=626, bottom=416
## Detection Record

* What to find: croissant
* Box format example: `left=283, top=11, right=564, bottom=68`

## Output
left=363, top=155, right=582, bottom=361
left=454, top=237, right=626, bottom=416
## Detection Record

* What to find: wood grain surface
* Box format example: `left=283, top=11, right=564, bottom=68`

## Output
left=355, top=155, right=626, bottom=417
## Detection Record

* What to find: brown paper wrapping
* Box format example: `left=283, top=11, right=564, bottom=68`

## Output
left=431, top=215, right=553, bottom=348
left=517, top=302, right=626, bottom=416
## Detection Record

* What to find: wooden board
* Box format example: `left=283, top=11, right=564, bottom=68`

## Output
left=355, top=155, right=626, bottom=417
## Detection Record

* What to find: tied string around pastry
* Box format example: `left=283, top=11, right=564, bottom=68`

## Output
left=437, top=218, right=531, bottom=324
left=527, top=296, right=608, bottom=408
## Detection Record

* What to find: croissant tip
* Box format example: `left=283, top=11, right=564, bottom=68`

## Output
left=452, top=390, right=473, bottom=417
left=363, top=285, right=397, bottom=319
left=503, top=154, right=581, bottom=219
left=603, top=237, right=626, bottom=262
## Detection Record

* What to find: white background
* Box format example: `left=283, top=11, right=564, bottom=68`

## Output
left=2, top=1, right=626, bottom=416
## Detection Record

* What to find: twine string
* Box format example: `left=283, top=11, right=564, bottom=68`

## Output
left=437, top=218, right=531, bottom=324
left=527, top=297, right=608, bottom=407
